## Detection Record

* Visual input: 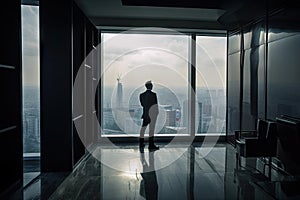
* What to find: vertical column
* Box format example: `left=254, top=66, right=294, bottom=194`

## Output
left=0, top=1, right=22, bottom=194
left=92, top=27, right=100, bottom=144
left=72, top=3, right=86, bottom=167
left=189, top=34, right=196, bottom=137
left=226, top=31, right=242, bottom=145
left=40, top=0, right=73, bottom=172
left=85, top=20, right=93, bottom=147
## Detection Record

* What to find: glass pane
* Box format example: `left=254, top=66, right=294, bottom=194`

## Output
left=101, top=32, right=189, bottom=136
left=22, top=4, right=40, bottom=176
left=196, top=36, right=226, bottom=135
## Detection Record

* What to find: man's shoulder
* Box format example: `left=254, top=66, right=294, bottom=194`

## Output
left=150, top=91, right=157, bottom=95
left=140, top=91, right=147, bottom=96
left=140, top=90, right=156, bottom=96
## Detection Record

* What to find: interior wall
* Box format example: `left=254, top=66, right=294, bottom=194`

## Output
left=227, top=31, right=241, bottom=144
left=226, top=3, right=300, bottom=173
left=226, top=0, right=300, bottom=131
left=267, top=9, right=300, bottom=120
left=241, top=19, right=266, bottom=131
left=267, top=8, right=300, bottom=174
left=40, top=0, right=73, bottom=172
left=40, top=0, right=99, bottom=172
left=0, top=1, right=22, bottom=195
left=72, top=2, right=86, bottom=167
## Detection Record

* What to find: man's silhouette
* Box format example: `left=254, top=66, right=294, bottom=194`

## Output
left=139, top=80, right=159, bottom=150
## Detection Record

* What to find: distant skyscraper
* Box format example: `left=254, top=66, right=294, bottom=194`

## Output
left=23, top=109, right=40, bottom=153
left=165, top=110, right=176, bottom=126
left=182, top=100, right=188, bottom=128
left=103, top=108, right=114, bottom=128
left=114, top=76, right=125, bottom=132
left=116, top=76, right=123, bottom=108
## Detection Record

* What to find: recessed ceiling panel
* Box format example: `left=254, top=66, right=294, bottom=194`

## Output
left=121, top=0, right=223, bottom=9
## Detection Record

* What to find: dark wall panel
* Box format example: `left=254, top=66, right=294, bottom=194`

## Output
left=227, top=31, right=242, bottom=144
left=268, top=9, right=300, bottom=43
left=85, top=21, right=94, bottom=147
left=226, top=4, right=300, bottom=174
left=242, top=48, right=256, bottom=130
left=0, top=69, right=21, bottom=126
left=267, top=8, right=300, bottom=120
left=243, top=20, right=266, bottom=50
left=41, top=0, right=99, bottom=171
left=227, top=51, right=241, bottom=143
left=72, top=2, right=99, bottom=165
left=241, top=45, right=266, bottom=130
left=266, top=8, right=300, bottom=174
left=73, top=3, right=86, bottom=167
left=241, top=19, right=266, bottom=131
left=0, top=1, right=22, bottom=195
left=257, top=46, right=266, bottom=119
left=93, top=27, right=100, bottom=142
left=83, top=20, right=99, bottom=147
left=40, top=0, right=73, bottom=172
left=227, top=15, right=268, bottom=141
left=267, top=34, right=300, bottom=120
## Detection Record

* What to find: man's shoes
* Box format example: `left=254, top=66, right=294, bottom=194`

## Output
left=148, top=136, right=159, bottom=151
left=148, top=144, right=159, bottom=151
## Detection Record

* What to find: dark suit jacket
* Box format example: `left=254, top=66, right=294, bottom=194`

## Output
left=139, top=90, right=159, bottom=119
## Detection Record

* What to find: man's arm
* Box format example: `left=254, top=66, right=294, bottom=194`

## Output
left=154, top=93, right=158, bottom=104
left=154, top=94, right=159, bottom=114
left=139, top=94, right=144, bottom=107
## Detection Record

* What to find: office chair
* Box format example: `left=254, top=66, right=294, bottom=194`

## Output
left=235, top=119, right=277, bottom=177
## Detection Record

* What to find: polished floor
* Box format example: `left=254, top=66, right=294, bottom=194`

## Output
left=8, top=142, right=300, bottom=199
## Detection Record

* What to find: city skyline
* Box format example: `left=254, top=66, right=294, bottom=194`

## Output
left=103, top=79, right=226, bottom=135
left=23, top=86, right=40, bottom=153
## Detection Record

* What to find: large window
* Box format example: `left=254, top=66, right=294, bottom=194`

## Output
left=101, top=32, right=226, bottom=136
left=22, top=4, right=40, bottom=180
left=196, top=36, right=226, bottom=135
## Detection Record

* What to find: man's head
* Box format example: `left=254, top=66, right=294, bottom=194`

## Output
left=145, top=80, right=153, bottom=90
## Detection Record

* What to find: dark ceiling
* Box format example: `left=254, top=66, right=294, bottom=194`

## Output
left=121, top=0, right=224, bottom=9
left=75, top=0, right=290, bottom=30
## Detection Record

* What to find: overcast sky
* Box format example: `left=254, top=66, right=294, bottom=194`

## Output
left=102, top=32, right=226, bottom=89
left=22, top=5, right=39, bottom=87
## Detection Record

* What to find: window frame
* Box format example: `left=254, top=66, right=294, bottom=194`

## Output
left=99, top=28, right=227, bottom=139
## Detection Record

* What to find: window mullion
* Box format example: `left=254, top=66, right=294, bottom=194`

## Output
left=189, top=34, right=196, bottom=137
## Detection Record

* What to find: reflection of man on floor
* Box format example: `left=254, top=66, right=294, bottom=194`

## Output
left=139, top=80, right=159, bottom=150
left=139, top=148, right=158, bottom=200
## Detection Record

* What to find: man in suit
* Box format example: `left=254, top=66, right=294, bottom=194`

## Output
left=139, top=80, right=159, bottom=150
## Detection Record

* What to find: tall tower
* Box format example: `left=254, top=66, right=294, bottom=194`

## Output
left=116, top=75, right=123, bottom=109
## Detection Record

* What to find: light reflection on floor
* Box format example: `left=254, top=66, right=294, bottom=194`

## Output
left=14, top=143, right=300, bottom=200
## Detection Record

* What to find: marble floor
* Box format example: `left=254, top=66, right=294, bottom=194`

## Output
left=7, top=143, right=300, bottom=199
